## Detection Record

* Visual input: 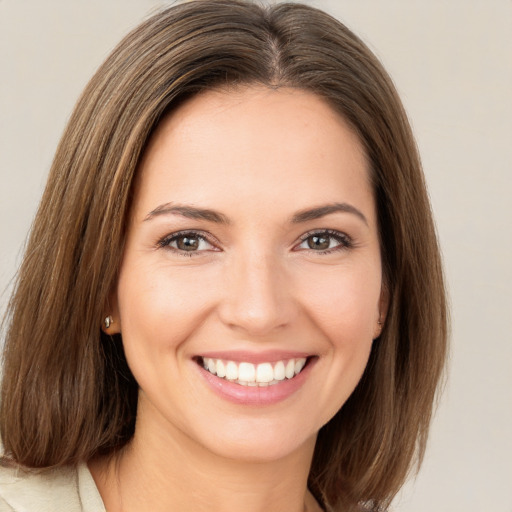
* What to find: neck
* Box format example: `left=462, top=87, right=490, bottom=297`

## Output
left=90, top=405, right=319, bottom=512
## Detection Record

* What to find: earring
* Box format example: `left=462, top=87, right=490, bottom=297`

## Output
left=375, top=317, right=383, bottom=339
left=104, top=316, right=113, bottom=329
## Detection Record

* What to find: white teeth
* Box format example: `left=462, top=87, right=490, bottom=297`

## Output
left=238, top=362, right=256, bottom=382
left=273, top=361, right=285, bottom=381
left=201, top=357, right=309, bottom=386
left=256, top=363, right=274, bottom=383
left=285, top=359, right=295, bottom=379
left=225, top=361, right=238, bottom=380
left=216, top=360, right=226, bottom=378
left=295, top=358, right=306, bottom=374
left=207, top=359, right=216, bottom=374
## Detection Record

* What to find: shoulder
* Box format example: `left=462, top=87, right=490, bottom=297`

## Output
left=0, top=460, right=104, bottom=512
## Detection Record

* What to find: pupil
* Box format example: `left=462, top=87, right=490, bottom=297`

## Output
left=308, top=235, right=330, bottom=250
left=178, top=236, right=199, bottom=251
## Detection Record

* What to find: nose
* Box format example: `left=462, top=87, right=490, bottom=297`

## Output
left=217, top=250, right=297, bottom=337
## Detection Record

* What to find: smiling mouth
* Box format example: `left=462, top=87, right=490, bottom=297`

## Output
left=195, top=356, right=311, bottom=387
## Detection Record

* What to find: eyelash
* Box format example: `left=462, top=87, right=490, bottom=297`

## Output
left=295, top=229, right=353, bottom=254
left=157, top=230, right=217, bottom=257
left=156, top=229, right=353, bottom=257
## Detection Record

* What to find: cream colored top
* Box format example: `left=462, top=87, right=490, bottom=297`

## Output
left=0, top=462, right=329, bottom=511
left=0, top=462, right=105, bottom=511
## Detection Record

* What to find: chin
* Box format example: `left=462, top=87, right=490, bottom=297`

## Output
left=205, top=430, right=316, bottom=464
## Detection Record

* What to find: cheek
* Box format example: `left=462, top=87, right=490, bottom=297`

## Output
left=297, top=261, right=382, bottom=342
left=116, top=262, right=217, bottom=354
left=298, top=263, right=380, bottom=414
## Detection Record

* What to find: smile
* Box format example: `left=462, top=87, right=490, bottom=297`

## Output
left=195, top=353, right=317, bottom=405
left=199, top=357, right=308, bottom=387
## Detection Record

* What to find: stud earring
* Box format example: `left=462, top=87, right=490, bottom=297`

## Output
left=104, top=316, right=113, bottom=329
left=375, top=317, right=384, bottom=339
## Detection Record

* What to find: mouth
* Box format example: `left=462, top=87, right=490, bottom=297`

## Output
left=194, top=356, right=313, bottom=387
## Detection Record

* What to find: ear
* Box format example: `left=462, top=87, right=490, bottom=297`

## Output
left=101, top=288, right=122, bottom=335
left=373, top=282, right=389, bottom=340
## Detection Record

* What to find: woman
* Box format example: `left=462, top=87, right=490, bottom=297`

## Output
left=0, top=1, right=447, bottom=511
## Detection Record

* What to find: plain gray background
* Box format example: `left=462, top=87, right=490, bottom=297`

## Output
left=1, top=1, right=511, bottom=510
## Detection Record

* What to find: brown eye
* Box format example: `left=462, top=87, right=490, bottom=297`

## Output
left=160, top=231, right=215, bottom=254
left=176, top=235, right=200, bottom=251
left=307, top=234, right=330, bottom=250
left=295, top=230, right=352, bottom=253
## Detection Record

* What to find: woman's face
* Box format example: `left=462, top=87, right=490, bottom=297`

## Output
left=112, top=86, right=385, bottom=462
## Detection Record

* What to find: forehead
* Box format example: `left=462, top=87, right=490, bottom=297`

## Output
left=133, top=86, right=374, bottom=223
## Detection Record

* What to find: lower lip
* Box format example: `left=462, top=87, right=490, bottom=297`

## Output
left=197, top=358, right=316, bottom=406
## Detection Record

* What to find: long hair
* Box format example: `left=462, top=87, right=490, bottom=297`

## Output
left=0, top=1, right=448, bottom=510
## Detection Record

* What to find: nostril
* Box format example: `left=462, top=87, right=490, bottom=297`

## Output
left=215, top=264, right=296, bottom=336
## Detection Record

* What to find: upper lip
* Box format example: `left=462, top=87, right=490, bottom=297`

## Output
left=196, top=350, right=314, bottom=364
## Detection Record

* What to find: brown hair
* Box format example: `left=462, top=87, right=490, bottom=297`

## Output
left=0, top=1, right=447, bottom=510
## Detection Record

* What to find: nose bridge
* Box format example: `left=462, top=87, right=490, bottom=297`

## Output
left=218, top=244, right=295, bottom=336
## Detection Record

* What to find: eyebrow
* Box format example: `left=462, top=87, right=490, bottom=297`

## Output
left=144, top=203, right=230, bottom=224
left=291, top=202, right=368, bottom=226
left=144, top=201, right=368, bottom=226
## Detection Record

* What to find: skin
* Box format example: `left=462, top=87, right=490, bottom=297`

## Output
left=91, top=86, right=386, bottom=512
